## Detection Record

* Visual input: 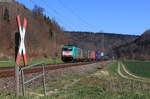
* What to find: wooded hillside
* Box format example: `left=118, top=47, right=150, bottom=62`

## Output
left=0, top=1, right=67, bottom=59
left=114, top=29, right=150, bottom=60
left=65, top=31, right=138, bottom=57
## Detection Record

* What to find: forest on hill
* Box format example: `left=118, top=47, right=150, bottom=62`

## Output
left=65, top=31, right=138, bottom=58
left=114, top=29, right=150, bottom=60
left=66, top=30, right=150, bottom=60
left=0, top=1, right=67, bottom=59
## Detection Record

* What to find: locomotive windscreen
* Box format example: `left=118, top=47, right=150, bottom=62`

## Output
left=62, top=48, right=72, bottom=51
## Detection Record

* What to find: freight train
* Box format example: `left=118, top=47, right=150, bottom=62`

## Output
left=61, top=45, right=101, bottom=62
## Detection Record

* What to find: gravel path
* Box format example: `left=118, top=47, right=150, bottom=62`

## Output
left=118, top=62, right=150, bottom=83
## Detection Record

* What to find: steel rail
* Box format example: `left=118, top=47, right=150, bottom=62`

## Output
left=0, top=61, right=98, bottom=78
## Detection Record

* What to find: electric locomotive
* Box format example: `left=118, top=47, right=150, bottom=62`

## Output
left=61, top=45, right=75, bottom=62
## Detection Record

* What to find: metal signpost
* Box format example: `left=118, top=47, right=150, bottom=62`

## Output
left=15, top=15, right=28, bottom=96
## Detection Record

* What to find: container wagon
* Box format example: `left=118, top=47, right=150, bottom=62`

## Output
left=90, top=50, right=96, bottom=60
left=96, top=51, right=101, bottom=60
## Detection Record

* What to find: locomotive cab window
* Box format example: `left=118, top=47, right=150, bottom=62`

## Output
left=62, top=48, right=72, bottom=51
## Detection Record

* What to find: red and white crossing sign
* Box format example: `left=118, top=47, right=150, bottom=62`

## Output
left=16, top=15, right=27, bottom=65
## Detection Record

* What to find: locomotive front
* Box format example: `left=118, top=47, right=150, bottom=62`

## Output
left=61, top=46, right=74, bottom=62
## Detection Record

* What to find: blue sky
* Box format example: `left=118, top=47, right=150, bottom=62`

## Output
left=16, top=0, right=150, bottom=35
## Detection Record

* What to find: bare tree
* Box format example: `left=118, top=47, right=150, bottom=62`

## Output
left=3, top=8, right=10, bottom=22
left=32, top=5, right=44, bottom=16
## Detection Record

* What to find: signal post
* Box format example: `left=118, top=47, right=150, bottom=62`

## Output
left=15, top=15, right=28, bottom=96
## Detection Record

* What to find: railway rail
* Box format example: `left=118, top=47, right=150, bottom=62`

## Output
left=0, top=61, right=98, bottom=78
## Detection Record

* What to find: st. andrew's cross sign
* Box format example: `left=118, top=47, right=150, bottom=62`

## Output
left=16, top=15, right=27, bottom=65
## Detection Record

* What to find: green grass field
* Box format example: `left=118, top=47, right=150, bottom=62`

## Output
left=0, top=58, right=63, bottom=67
left=122, top=61, right=150, bottom=78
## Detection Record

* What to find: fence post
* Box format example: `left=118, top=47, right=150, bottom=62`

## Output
left=15, top=65, right=20, bottom=96
left=42, top=63, right=46, bottom=95
left=21, top=70, right=25, bottom=96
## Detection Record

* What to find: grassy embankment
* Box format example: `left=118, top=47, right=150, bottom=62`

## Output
left=0, top=58, right=63, bottom=67
left=0, top=61, right=150, bottom=99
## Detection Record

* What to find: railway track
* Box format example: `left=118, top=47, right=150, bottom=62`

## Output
left=0, top=62, right=98, bottom=78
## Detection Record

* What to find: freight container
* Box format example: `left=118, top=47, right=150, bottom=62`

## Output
left=90, top=50, right=96, bottom=60
left=76, top=47, right=83, bottom=60
left=96, top=51, right=101, bottom=60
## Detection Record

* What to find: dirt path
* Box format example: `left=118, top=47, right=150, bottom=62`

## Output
left=117, top=62, right=150, bottom=83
